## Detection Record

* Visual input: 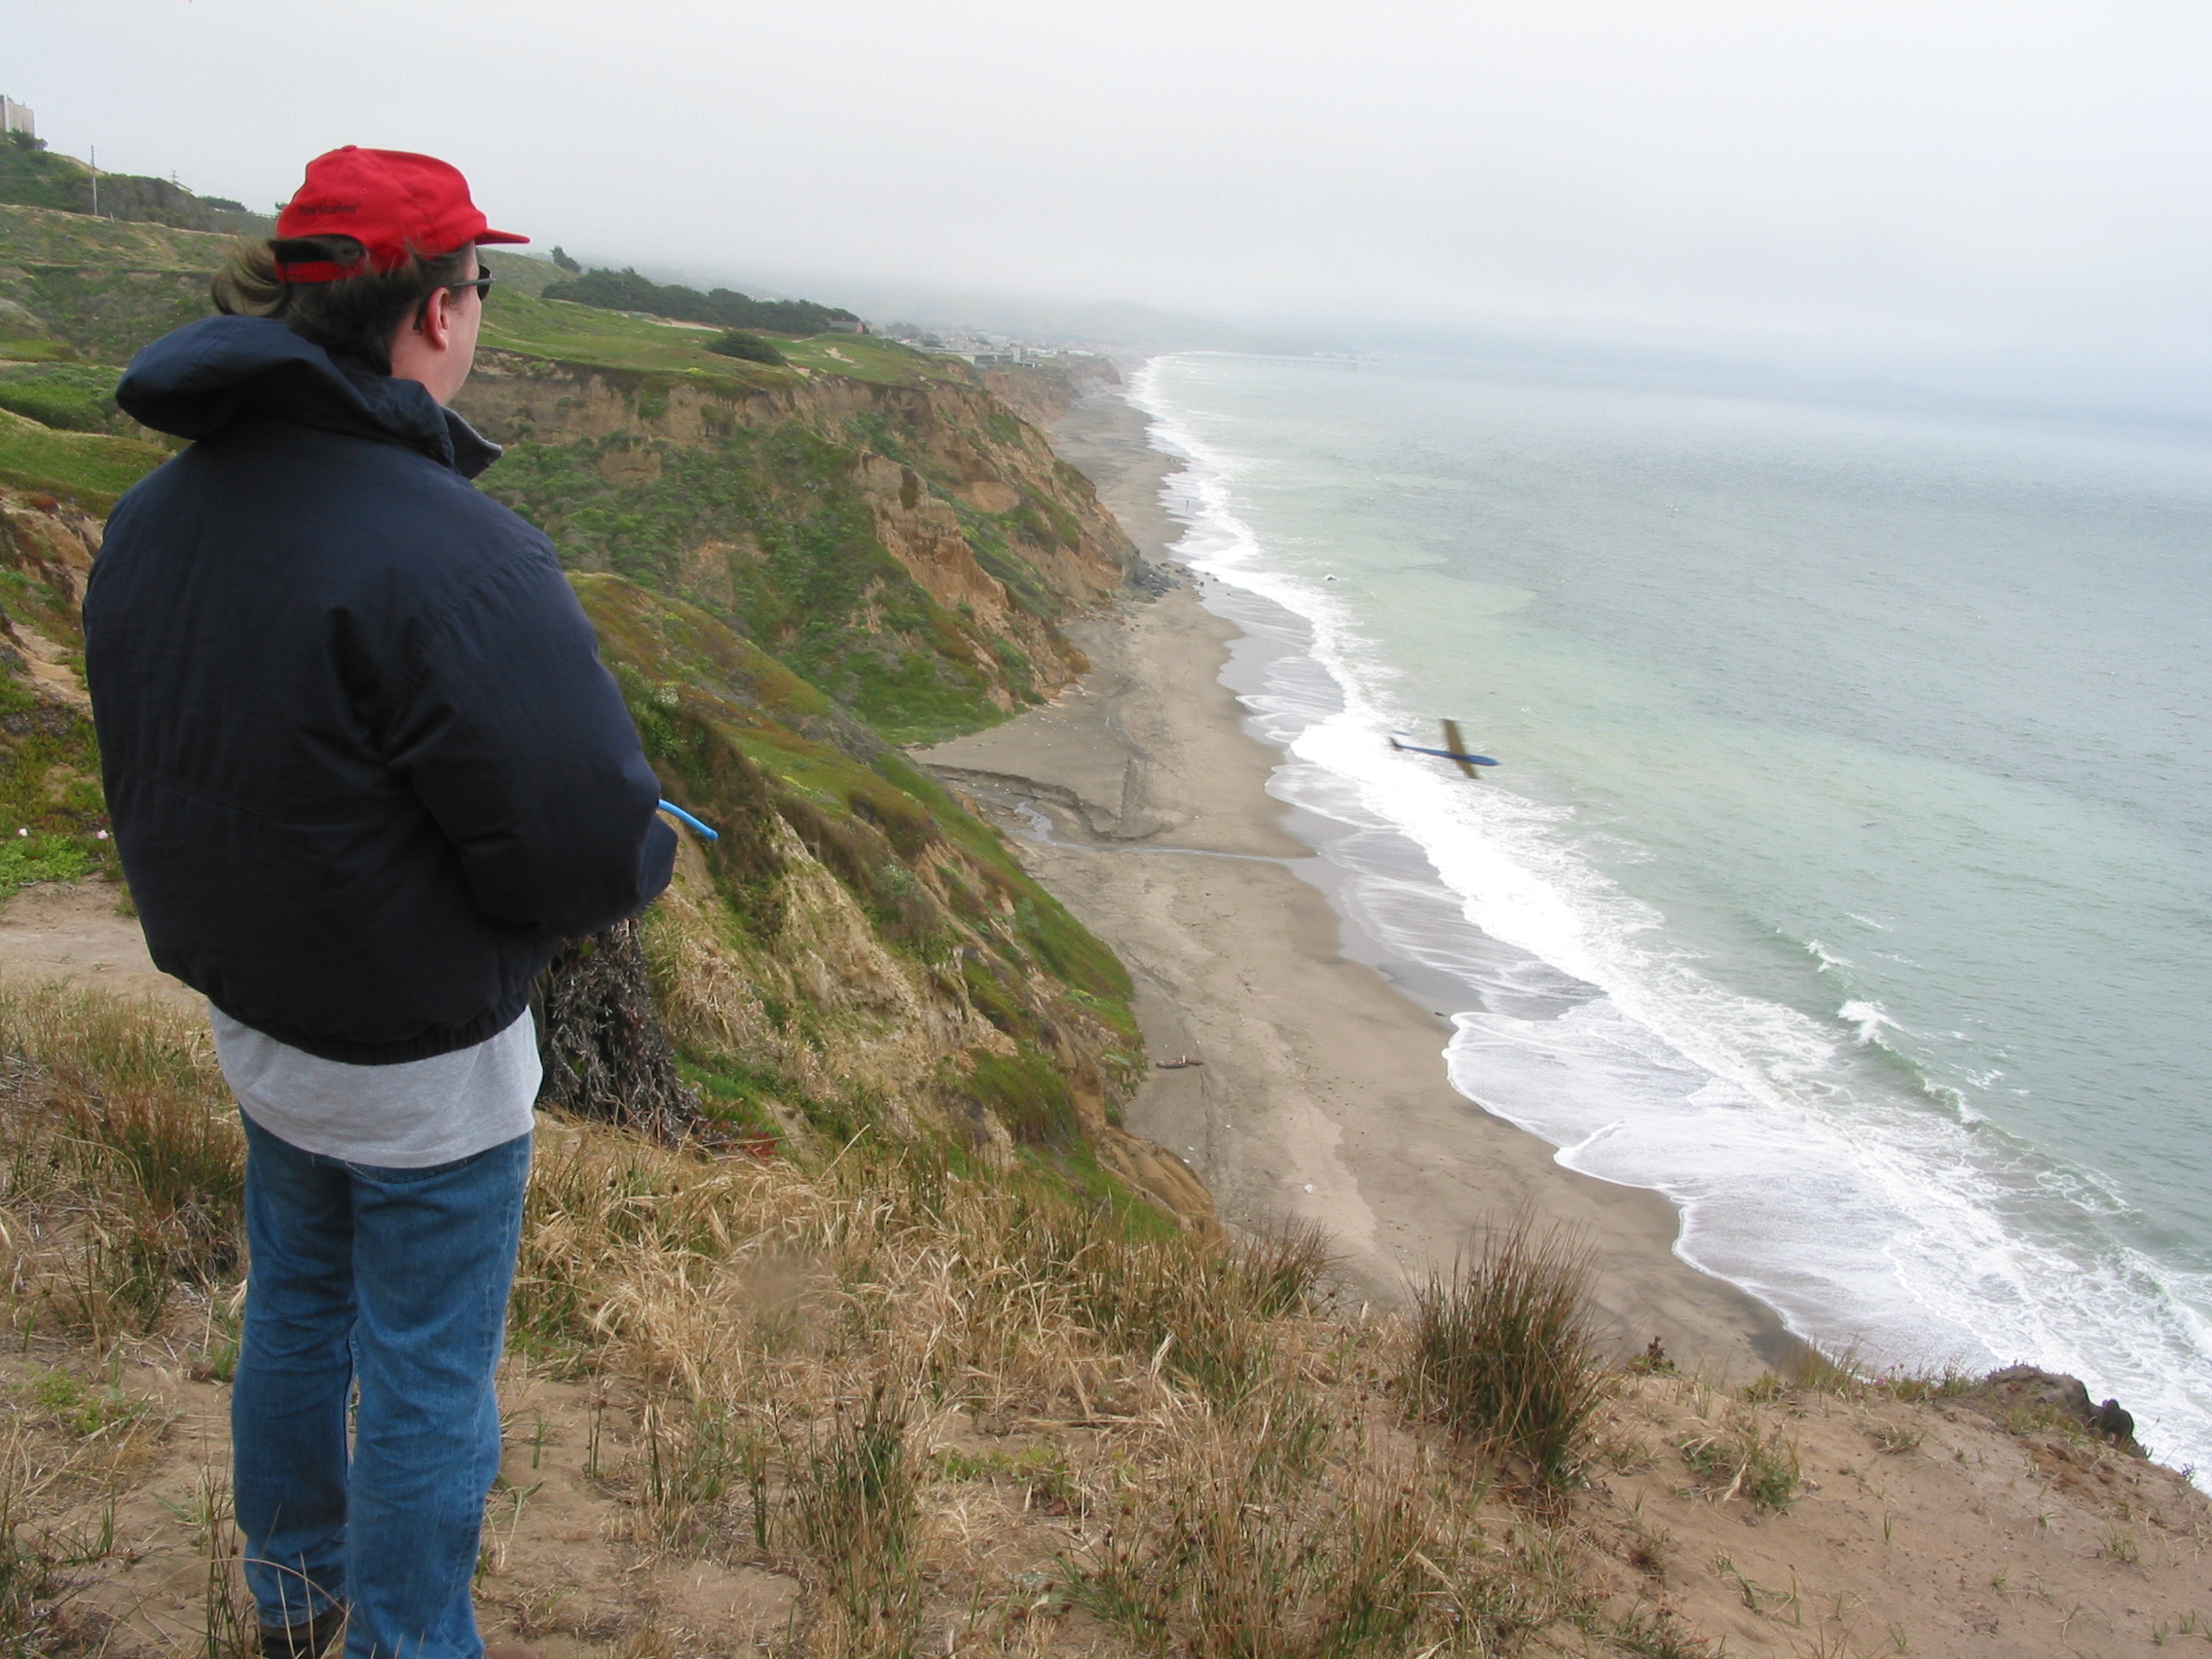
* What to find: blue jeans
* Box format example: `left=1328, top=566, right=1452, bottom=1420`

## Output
left=233, top=1114, right=531, bottom=1659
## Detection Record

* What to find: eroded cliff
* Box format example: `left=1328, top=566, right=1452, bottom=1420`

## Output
left=458, top=313, right=1138, bottom=745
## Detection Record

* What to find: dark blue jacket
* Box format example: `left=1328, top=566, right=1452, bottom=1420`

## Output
left=86, top=315, right=676, bottom=1064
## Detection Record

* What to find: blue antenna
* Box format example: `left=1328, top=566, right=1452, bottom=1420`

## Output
left=657, top=800, right=719, bottom=842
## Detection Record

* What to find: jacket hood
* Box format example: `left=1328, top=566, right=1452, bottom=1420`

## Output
left=115, top=315, right=501, bottom=478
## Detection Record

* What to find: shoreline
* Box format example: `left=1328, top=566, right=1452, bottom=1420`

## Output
left=918, top=381, right=1793, bottom=1379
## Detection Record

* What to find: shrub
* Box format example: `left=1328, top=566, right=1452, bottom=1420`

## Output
left=1074, top=1399, right=1443, bottom=1659
left=0, top=383, right=107, bottom=432
left=708, top=329, right=786, bottom=365
left=541, top=267, right=856, bottom=335
left=789, top=1386, right=920, bottom=1648
left=1407, top=1217, right=1610, bottom=1488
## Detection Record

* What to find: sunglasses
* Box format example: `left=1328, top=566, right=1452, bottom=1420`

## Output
left=447, top=264, right=495, bottom=304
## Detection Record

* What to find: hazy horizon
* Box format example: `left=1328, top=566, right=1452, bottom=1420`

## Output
left=12, top=1, right=2209, bottom=416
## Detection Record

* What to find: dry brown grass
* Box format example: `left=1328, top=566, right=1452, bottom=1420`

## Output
left=0, top=979, right=242, bottom=1344
left=500, top=1105, right=1627, bottom=1657
left=0, top=975, right=1640, bottom=1658
left=13, top=975, right=2205, bottom=1659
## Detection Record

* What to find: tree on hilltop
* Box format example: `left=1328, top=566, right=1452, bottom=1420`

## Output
left=541, top=265, right=859, bottom=337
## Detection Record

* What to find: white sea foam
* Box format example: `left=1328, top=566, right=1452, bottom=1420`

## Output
left=1804, top=940, right=1854, bottom=974
left=1837, top=1000, right=1895, bottom=1047
left=1129, top=356, right=2212, bottom=1481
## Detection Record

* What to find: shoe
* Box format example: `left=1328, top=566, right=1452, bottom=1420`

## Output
left=258, top=1602, right=347, bottom=1659
left=483, top=1646, right=539, bottom=1659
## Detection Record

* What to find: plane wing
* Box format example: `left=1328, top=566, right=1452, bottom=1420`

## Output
left=1441, top=719, right=1479, bottom=780
left=1388, top=721, right=1500, bottom=774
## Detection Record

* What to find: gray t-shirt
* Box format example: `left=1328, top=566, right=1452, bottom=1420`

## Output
left=212, top=1005, right=540, bottom=1167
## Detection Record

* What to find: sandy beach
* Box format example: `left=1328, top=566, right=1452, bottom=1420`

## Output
left=919, top=383, right=1791, bottom=1379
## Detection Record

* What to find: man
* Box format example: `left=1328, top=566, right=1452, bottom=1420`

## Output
left=84, top=148, right=676, bottom=1659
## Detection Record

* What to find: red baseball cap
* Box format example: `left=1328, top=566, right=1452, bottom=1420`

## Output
left=275, top=146, right=527, bottom=282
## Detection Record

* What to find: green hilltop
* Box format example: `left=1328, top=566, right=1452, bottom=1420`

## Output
left=0, top=128, right=272, bottom=237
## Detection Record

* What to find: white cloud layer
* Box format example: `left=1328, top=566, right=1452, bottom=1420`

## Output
left=12, top=0, right=2209, bottom=411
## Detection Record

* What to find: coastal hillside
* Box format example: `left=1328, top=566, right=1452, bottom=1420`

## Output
left=457, top=276, right=1135, bottom=743
left=0, top=203, right=238, bottom=367
left=0, top=462, right=1195, bottom=1215
left=4, top=174, right=2206, bottom=1659
left=0, top=200, right=1184, bottom=1213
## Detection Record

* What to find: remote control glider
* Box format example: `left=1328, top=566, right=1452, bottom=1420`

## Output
left=1388, top=719, right=1499, bottom=779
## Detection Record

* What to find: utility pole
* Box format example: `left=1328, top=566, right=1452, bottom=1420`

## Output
left=90, top=143, right=97, bottom=217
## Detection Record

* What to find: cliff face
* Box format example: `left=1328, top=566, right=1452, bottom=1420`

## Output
left=457, top=341, right=1136, bottom=744
left=449, top=319, right=1186, bottom=1194
left=977, top=355, right=1121, bottom=431
left=0, top=485, right=119, bottom=891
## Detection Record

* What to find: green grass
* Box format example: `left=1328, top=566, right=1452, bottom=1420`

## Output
left=0, top=361, right=133, bottom=434
left=0, top=832, right=92, bottom=898
left=476, top=284, right=968, bottom=391
left=673, top=1055, right=788, bottom=1143
left=571, top=571, right=833, bottom=727
left=0, top=260, right=216, bottom=364
left=0, top=202, right=234, bottom=274
left=478, top=289, right=778, bottom=382
left=0, top=675, right=119, bottom=889
left=964, top=1048, right=1081, bottom=1149
left=479, top=248, right=570, bottom=298
left=777, top=330, right=976, bottom=387
left=0, top=408, right=167, bottom=509
left=489, top=424, right=1018, bottom=742
left=0, top=338, right=79, bottom=364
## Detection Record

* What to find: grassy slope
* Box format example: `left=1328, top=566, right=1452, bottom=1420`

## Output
left=5, top=977, right=2206, bottom=1659
left=0, top=491, right=123, bottom=893
left=0, top=202, right=235, bottom=273
left=0, top=409, right=166, bottom=512
left=478, top=287, right=976, bottom=388
left=0, top=361, right=147, bottom=435
left=0, top=204, right=231, bottom=364
left=487, top=412, right=1032, bottom=744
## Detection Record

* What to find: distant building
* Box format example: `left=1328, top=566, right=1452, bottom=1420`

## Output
left=0, top=95, right=33, bottom=139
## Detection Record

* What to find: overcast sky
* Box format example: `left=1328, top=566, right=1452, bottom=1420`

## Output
left=12, top=1, right=2209, bottom=412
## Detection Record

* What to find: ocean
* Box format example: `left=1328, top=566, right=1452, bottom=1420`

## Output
left=1129, top=351, right=2212, bottom=1476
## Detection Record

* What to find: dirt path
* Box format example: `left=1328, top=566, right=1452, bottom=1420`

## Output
left=0, top=879, right=199, bottom=1013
